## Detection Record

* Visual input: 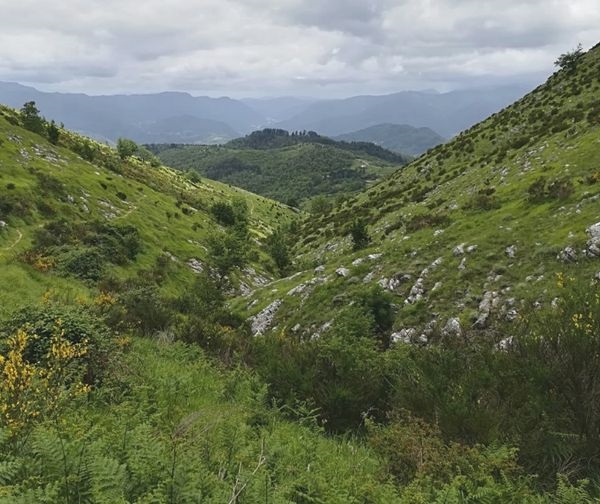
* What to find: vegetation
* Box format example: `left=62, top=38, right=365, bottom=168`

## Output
left=149, top=128, right=408, bottom=205
left=2, top=43, right=600, bottom=502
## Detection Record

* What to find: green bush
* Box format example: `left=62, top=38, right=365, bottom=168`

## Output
left=1, top=304, right=115, bottom=385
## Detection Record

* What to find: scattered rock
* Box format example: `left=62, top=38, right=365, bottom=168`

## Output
left=433, top=229, right=445, bottom=237
left=505, top=309, right=519, bottom=321
left=186, top=258, right=204, bottom=274
left=287, top=283, right=308, bottom=296
left=558, top=246, right=577, bottom=263
left=432, top=281, right=442, bottom=292
left=505, top=245, right=517, bottom=258
left=453, top=243, right=465, bottom=256
left=497, top=336, right=514, bottom=351
left=442, top=318, right=462, bottom=337
left=363, top=271, right=376, bottom=283
left=352, top=258, right=365, bottom=266
left=585, top=222, right=600, bottom=257
left=391, top=328, right=416, bottom=344
left=466, top=245, right=478, bottom=253
left=405, top=278, right=425, bottom=304
left=368, top=253, right=382, bottom=260
left=0, top=220, right=6, bottom=228
left=458, top=257, right=467, bottom=270
left=314, top=265, right=325, bottom=274
left=249, top=300, right=283, bottom=336
left=311, top=320, right=333, bottom=340
left=475, top=291, right=500, bottom=328
left=335, top=267, right=350, bottom=278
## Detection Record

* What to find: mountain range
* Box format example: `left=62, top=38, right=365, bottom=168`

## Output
left=0, top=81, right=528, bottom=148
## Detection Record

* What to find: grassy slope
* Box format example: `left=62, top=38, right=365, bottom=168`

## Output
left=236, top=44, right=600, bottom=335
left=0, top=106, right=294, bottom=316
left=155, top=142, right=403, bottom=204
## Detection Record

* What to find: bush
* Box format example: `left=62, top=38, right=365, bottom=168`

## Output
left=2, top=304, right=115, bottom=386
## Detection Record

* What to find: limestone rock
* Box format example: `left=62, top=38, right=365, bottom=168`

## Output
left=505, top=245, right=517, bottom=258
left=391, top=328, right=416, bottom=344
left=475, top=291, right=500, bottom=328
left=186, top=258, right=204, bottom=274
left=558, top=246, right=577, bottom=263
left=249, top=300, right=283, bottom=336
left=442, top=318, right=462, bottom=337
left=453, top=243, right=465, bottom=256
left=335, top=267, right=350, bottom=278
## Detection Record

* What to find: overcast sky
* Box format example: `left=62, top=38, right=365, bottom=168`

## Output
left=0, top=0, right=598, bottom=98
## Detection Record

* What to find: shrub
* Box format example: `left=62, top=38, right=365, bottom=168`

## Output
left=2, top=304, right=114, bottom=386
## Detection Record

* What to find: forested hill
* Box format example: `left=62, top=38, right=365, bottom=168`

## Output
left=151, top=130, right=408, bottom=206
left=225, top=128, right=410, bottom=163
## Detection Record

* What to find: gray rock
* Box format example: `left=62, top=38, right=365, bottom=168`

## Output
left=287, top=283, right=308, bottom=296
left=497, top=336, right=513, bottom=351
left=475, top=291, right=500, bottom=328
left=506, top=309, right=519, bottom=321
left=368, top=253, right=383, bottom=260
left=558, top=246, right=577, bottom=263
left=363, top=271, right=376, bottom=283
left=314, top=265, right=325, bottom=273
left=335, top=267, right=350, bottom=278
left=453, top=243, right=465, bottom=256
left=505, top=245, right=517, bottom=258
left=405, top=278, right=425, bottom=304
left=391, top=328, right=416, bottom=344
left=585, top=222, right=600, bottom=257
left=249, top=300, right=283, bottom=336
left=442, top=318, right=462, bottom=337
left=466, top=245, right=478, bottom=253
left=186, top=258, right=204, bottom=274
left=458, top=257, right=467, bottom=270
left=0, top=220, right=6, bottom=228
left=352, top=257, right=365, bottom=266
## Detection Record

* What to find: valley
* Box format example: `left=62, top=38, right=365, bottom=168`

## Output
left=0, top=42, right=599, bottom=502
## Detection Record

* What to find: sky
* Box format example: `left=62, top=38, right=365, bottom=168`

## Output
left=0, top=0, right=598, bottom=98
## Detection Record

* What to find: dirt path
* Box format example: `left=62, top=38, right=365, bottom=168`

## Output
left=0, top=229, right=23, bottom=252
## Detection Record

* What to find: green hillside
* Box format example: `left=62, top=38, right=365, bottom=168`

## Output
left=151, top=129, right=408, bottom=206
left=2, top=44, right=600, bottom=502
left=227, top=44, right=600, bottom=497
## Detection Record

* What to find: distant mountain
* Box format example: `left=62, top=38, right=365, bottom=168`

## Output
left=334, top=123, right=445, bottom=156
left=275, top=85, right=530, bottom=138
left=0, top=81, right=264, bottom=143
left=241, top=97, right=320, bottom=122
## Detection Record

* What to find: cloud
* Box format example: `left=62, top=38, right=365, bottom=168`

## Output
left=0, top=0, right=597, bottom=96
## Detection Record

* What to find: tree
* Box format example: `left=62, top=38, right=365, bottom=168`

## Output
left=554, top=43, right=583, bottom=73
left=20, top=101, right=45, bottom=135
left=267, top=227, right=291, bottom=275
left=47, top=120, right=60, bottom=145
left=116, top=138, right=138, bottom=159
left=350, top=219, right=370, bottom=251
